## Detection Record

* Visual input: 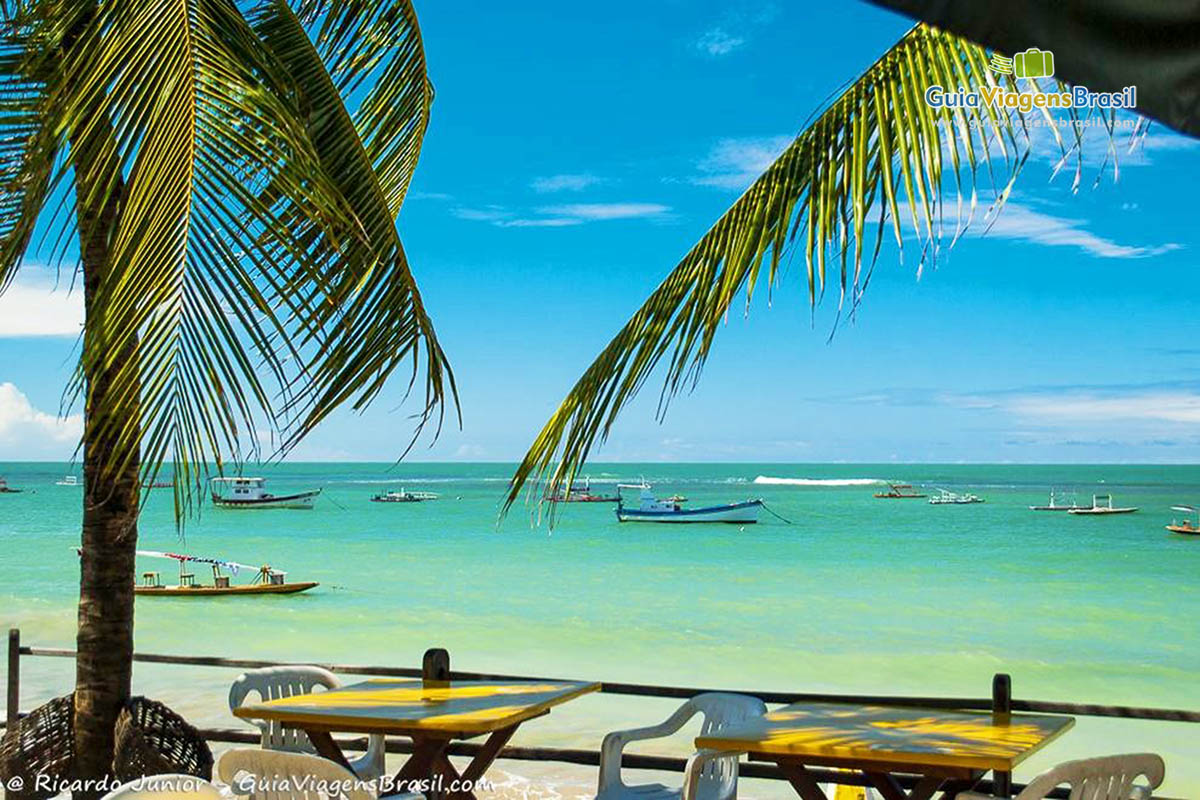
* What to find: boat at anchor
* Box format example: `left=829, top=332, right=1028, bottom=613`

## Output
left=210, top=477, right=320, bottom=509
left=1069, top=494, right=1138, bottom=515
left=928, top=489, right=985, bottom=505
left=0, top=477, right=20, bottom=494
left=615, top=483, right=762, bottom=524
left=371, top=488, right=439, bottom=503
left=546, top=476, right=619, bottom=503
left=133, top=550, right=318, bottom=596
left=874, top=483, right=926, bottom=499
left=1030, top=489, right=1084, bottom=511
left=1165, top=506, right=1199, bottom=534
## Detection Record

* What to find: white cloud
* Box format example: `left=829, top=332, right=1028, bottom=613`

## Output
left=455, top=201, right=670, bottom=227
left=691, top=135, right=793, bottom=190
left=1005, top=391, right=1200, bottom=424
left=979, top=202, right=1181, bottom=259
left=409, top=191, right=453, bottom=201
left=0, top=276, right=83, bottom=337
left=695, top=28, right=745, bottom=56
left=536, top=203, right=670, bottom=221
left=530, top=174, right=603, bottom=193
left=0, top=383, right=82, bottom=457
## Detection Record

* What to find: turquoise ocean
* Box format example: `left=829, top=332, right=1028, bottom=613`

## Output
left=1, top=462, right=1198, bottom=797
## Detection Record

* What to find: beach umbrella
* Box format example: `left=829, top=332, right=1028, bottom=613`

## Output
left=866, top=0, right=1200, bottom=137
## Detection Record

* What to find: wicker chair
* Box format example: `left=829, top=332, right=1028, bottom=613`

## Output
left=0, top=694, right=75, bottom=800
left=112, top=697, right=214, bottom=782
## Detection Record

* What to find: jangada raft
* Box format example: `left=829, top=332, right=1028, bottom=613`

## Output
left=133, top=550, right=318, bottom=596
left=1068, top=493, right=1138, bottom=515
left=615, top=483, right=762, bottom=524
left=210, top=476, right=321, bottom=509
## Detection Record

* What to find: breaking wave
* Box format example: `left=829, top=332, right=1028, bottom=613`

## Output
left=753, top=476, right=889, bottom=486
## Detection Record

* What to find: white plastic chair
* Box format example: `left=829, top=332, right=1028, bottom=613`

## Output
left=958, top=754, right=1165, bottom=800
left=218, top=749, right=382, bottom=800
left=598, top=693, right=767, bottom=800
left=228, top=667, right=386, bottom=780
left=100, top=774, right=225, bottom=800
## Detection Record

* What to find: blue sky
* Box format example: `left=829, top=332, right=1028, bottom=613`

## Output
left=2, top=0, right=1199, bottom=463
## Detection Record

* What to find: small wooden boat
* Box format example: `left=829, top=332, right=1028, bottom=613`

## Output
left=371, top=488, right=439, bottom=503
left=1069, top=494, right=1138, bottom=515
left=546, top=477, right=619, bottom=503
left=133, top=550, right=318, bottom=596
left=0, top=478, right=21, bottom=494
left=615, top=483, right=762, bottom=523
left=1030, top=489, right=1083, bottom=511
left=874, top=483, right=927, bottom=499
left=1165, top=506, right=1200, bottom=535
left=928, top=489, right=985, bottom=505
left=210, top=477, right=320, bottom=509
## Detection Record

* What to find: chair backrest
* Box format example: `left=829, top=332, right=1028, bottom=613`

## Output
left=1016, top=754, right=1165, bottom=800
left=218, top=749, right=376, bottom=800
left=228, top=667, right=342, bottom=753
left=684, top=693, right=768, bottom=800
left=101, top=774, right=225, bottom=800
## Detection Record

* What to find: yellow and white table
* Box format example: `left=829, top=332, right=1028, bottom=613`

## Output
left=233, top=677, right=600, bottom=798
left=694, top=702, right=1074, bottom=800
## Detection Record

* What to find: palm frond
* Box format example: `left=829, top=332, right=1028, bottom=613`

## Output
left=249, top=0, right=456, bottom=450
left=505, top=23, right=1106, bottom=515
left=33, top=0, right=449, bottom=517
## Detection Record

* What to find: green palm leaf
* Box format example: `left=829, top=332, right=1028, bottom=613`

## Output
left=0, top=0, right=452, bottom=516
left=505, top=23, right=1110, bottom=515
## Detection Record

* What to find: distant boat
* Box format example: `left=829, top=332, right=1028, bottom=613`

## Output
left=546, top=477, right=619, bottom=503
left=615, top=483, right=762, bottom=524
left=0, top=477, right=21, bottom=494
left=143, top=480, right=173, bottom=489
left=1069, top=493, right=1138, bottom=515
left=55, top=475, right=79, bottom=487
left=1030, top=489, right=1084, bottom=511
left=928, top=489, right=985, bottom=505
left=1165, top=505, right=1199, bottom=535
left=210, top=477, right=320, bottom=509
left=133, top=550, right=317, bottom=596
left=874, top=483, right=927, bottom=499
left=371, top=488, right=439, bottom=503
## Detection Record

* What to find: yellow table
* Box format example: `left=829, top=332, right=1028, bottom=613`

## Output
left=233, top=677, right=599, bottom=798
left=695, top=702, right=1074, bottom=800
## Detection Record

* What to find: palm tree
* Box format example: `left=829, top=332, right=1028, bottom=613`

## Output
left=506, top=22, right=1135, bottom=509
left=0, top=0, right=454, bottom=789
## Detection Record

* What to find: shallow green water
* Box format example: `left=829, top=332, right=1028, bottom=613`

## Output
left=1, top=463, right=1197, bottom=795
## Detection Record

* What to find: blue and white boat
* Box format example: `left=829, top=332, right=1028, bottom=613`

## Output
left=615, top=483, right=762, bottom=524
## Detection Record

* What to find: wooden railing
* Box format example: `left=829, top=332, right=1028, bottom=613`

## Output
left=5, top=629, right=1195, bottom=799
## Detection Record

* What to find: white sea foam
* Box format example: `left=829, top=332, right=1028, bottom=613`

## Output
left=753, top=476, right=888, bottom=486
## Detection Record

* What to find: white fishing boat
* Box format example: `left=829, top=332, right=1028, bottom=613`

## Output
left=370, top=488, right=439, bottom=503
left=615, top=483, right=762, bottom=524
left=928, top=489, right=985, bottom=505
left=1069, top=493, right=1138, bottom=515
left=55, top=475, right=79, bottom=487
left=210, top=477, right=320, bottom=509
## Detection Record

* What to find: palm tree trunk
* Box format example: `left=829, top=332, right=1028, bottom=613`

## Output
left=69, top=92, right=138, bottom=799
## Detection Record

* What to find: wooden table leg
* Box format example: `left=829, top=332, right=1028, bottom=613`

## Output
left=391, top=736, right=450, bottom=797
left=906, top=776, right=947, bottom=800
left=993, top=770, right=1012, bottom=798
left=303, top=729, right=356, bottom=772
left=774, top=760, right=830, bottom=800
left=865, top=772, right=910, bottom=800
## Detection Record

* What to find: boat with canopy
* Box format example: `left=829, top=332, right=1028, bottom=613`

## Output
left=210, top=477, right=320, bottom=509
left=133, top=550, right=318, bottom=596
left=1030, top=489, right=1084, bottom=511
left=1166, top=505, right=1200, bottom=535
left=873, top=483, right=927, bottom=499
left=371, top=488, right=440, bottom=503
left=615, top=483, right=762, bottom=523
